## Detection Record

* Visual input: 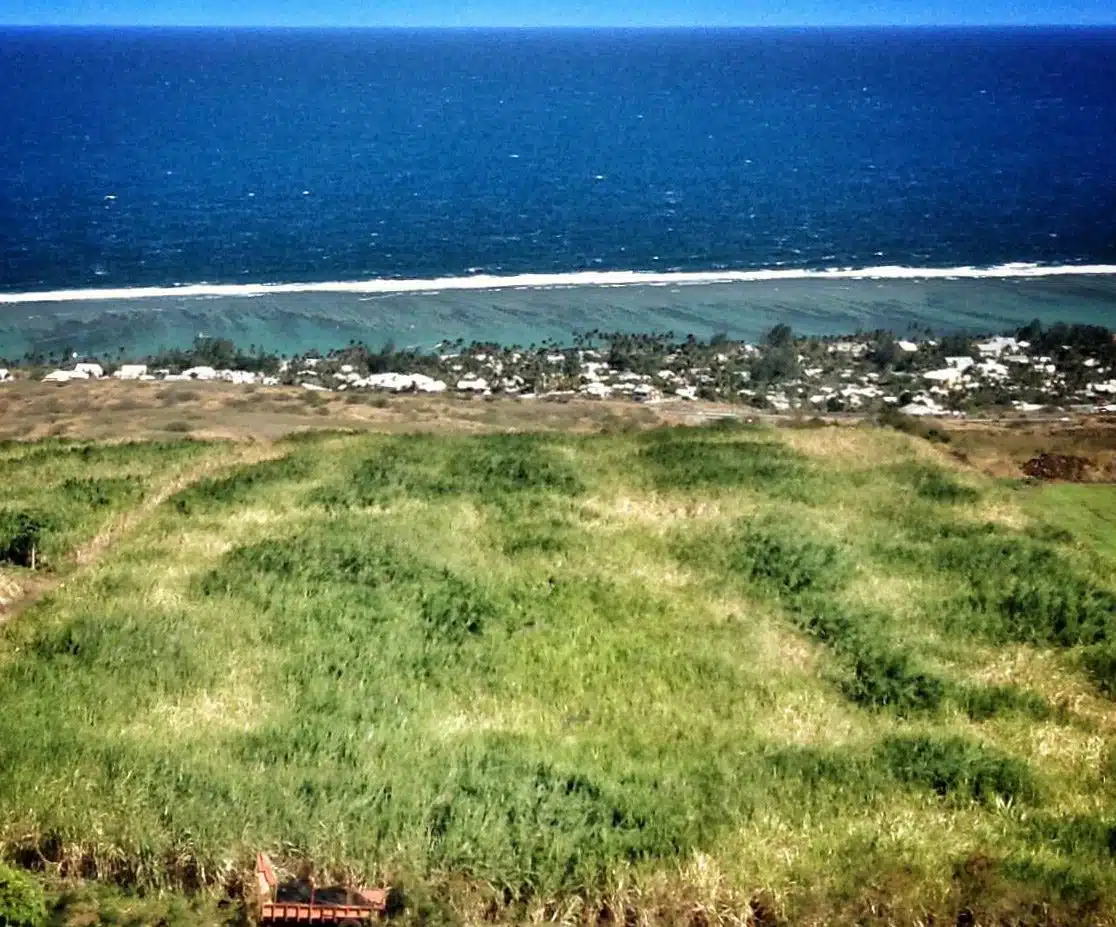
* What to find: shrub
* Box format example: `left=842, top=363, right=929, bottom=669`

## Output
left=936, top=535, right=1116, bottom=647
left=200, top=529, right=422, bottom=597
left=171, top=454, right=312, bottom=514
left=1080, top=644, right=1116, bottom=697
left=642, top=435, right=807, bottom=493
left=1023, top=813, right=1116, bottom=858
left=893, top=463, right=980, bottom=504
left=58, top=477, right=141, bottom=509
left=788, top=600, right=947, bottom=715
left=420, top=572, right=502, bottom=643
left=450, top=437, right=583, bottom=498
left=640, top=432, right=812, bottom=496
left=315, top=435, right=583, bottom=508
left=0, top=863, right=45, bottom=927
left=0, top=509, right=51, bottom=568
left=961, top=684, right=1053, bottom=722
left=727, top=520, right=845, bottom=597
left=879, top=736, right=1037, bottom=805
left=877, top=407, right=951, bottom=444
left=762, top=745, right=872, bottom=791
left=841, top=646, right=946, bottom=715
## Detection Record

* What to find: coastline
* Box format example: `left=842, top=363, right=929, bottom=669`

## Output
left=4, top=321, right=1116, bottom=422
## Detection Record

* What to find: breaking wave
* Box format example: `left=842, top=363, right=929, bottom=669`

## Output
left=3, top=263, right=1116, bottom=304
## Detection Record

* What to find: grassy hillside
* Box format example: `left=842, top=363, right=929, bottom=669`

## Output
left=2, top=424, right=1116, bottom=925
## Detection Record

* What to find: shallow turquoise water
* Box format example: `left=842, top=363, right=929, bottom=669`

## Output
left=4, top=276, right=1115, bottom=360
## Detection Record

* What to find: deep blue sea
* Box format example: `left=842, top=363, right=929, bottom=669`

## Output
left=1, top=27, right=1115, bottom=357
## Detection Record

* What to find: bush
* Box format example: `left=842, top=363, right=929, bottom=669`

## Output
left=878, top=407, right=951, bottom=444
left=451, top=437, right=583, bottom=498
left=789, top=600, right=947, bottom=715
left=171, top=454, right=313, bottom=514
left=420, top=572, right=503, bottom=643
left=728, top=520, right=845, bottom=597
left=763, top=745, right=873, bottom=791
left=842, top=646, right=947, bottom=714
left=639, top=431, right=813, bottom=497
left=0, top=509, right=51, bottom=568
left=0, top=863, right=45, bottom=927
left=961, top=684, right=1053, bottom=722
left=58, top=477, right=141, bottom=509
left=314, top=436, right=582, bottom=508
left=879, top=736, right=1037, bottom=805
left=1081, top=644, right=1116, bottom=697
left=936, top=535, right=1116, bottom=647
left=893, top=463, right=980, bottom=504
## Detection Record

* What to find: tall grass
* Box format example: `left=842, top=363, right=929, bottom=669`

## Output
left=1, top=427, right=1115, bottom=924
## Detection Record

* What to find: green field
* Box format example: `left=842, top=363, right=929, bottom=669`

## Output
left=2, top=424, right=1116, bottom=925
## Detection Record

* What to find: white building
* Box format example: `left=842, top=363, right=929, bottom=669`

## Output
left=113, top=364, right=148, bottom=380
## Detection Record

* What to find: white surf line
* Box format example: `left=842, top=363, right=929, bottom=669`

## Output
left=2, top=263, right=1116, bottom=304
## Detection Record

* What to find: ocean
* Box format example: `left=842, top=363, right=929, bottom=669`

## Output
left=1, top=27, right=1115, bottom=358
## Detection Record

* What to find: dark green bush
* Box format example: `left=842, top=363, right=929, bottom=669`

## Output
left=789, top=601, right=947, bottom=715
left=500, top=516, right=575, bottom=556
left=968, top=573, right=1115, bottom=647
left=878, top=407, right=951, bottom=444
left=0, top=862, right=46, bottom=927
left=57, top=477, right=141, bottom=509
left=961, top=684, right=1053, bottom=722
left=201, top=530, right=422, bottom=596
left=728, top=520, right=845, bottom=597
left=893, top=463, right=980, bottom=504
left=639, top=432, right=812, bottom=496
left=841, top=647, right=947, bottom=715
left=1023, top=813, right=1116, bottom=858
left=762, top=745, right=873, bottom=791
left=420, top=573, right=503, bottom=643
left=1080, top=644, right=1116, bottom=697
left=425, top=749, right=709, bottom=893
left=998, top=856, right=1104, bottom=909
left=879, top=736, right=1037, bottom=805
left=449, top=437, right=584, bottom=499
left=0, top=509, right=51, bottom=568
left=936, top=535, right=1116, bottom=647
left=171, top=454, right=313, bottom=514
left=314, top=435, right=582, bottom=508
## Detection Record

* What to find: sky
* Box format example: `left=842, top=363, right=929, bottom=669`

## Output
left=2, top=0, right=1115, bottom=27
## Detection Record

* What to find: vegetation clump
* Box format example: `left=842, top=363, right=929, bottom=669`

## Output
left=936, top=534, right=1116, bottom=647
left=639, top=429, right=814, bottom=498
left=0, top=862, right=45, bottom=927
left=879, top=736, right=1038, bottom=805
left=172, top=453, right=313, bottom=514
left=727, top=519, right=845, bottom=596
left=0, top=509, right=50, bottom=568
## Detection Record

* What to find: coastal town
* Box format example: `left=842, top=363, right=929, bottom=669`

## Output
left=3, top=322, right=1115, bottom=418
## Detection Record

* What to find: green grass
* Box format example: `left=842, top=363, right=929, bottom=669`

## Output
left=0, top=439, right=213, bottom=568
left=2, top=425, right=1116, bottom=924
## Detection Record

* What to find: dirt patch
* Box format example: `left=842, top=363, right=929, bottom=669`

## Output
left=0, top=571, right=22, bottom=606
left=1023, top=453, right=1096, bottom=482
left=946, top=419, right=1116, bottom=480
left=0, top=380, right=683, bottom=442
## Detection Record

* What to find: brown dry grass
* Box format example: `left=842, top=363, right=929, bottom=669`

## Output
left=948, top=418, right=1116, bottom=480
left=0, top=380, right=687, bottom=442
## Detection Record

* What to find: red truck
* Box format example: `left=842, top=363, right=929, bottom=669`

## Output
left=255, top=852, right=387, bottom=924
